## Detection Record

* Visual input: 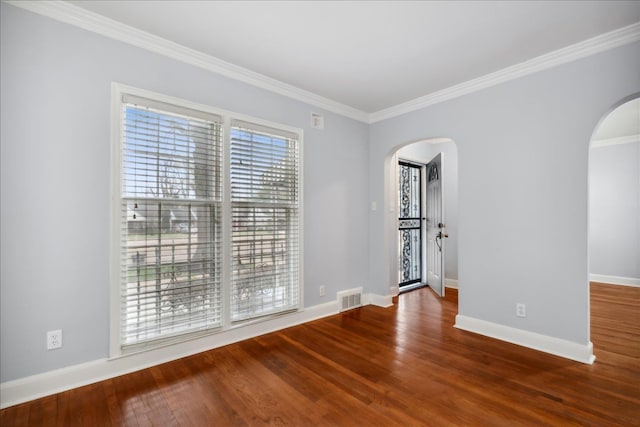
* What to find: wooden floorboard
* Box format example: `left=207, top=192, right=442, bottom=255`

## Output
left=2, top=283, right=639, bottom=426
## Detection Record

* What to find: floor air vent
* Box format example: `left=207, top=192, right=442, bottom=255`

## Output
left=338, top=287, right=363, bottom=312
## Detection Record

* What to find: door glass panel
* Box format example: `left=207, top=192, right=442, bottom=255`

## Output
left=398, top=163, right=421, bottom=287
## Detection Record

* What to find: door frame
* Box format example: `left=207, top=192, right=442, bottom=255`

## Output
left=387, top=138, right=456, bottom=298
left=395, top=153, right=446, bottom=296
left=397, top=159, right=426, bottom=291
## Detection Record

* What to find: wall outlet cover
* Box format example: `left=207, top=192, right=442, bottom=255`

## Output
left=47, top=330, right=63, bottom=350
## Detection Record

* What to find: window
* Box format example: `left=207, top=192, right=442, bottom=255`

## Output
left=230, top=121, right=301, bottom=321
left=113, top=87, right=302, bottom=354
left=118, top=94, right=223, bottom=350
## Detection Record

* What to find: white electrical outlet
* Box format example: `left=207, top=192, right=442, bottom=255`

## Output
left=516, top=303, right=526, bottom=318
left=319, top=285, right=326, bottom=296
left=47, top=329, right=62, bottom=350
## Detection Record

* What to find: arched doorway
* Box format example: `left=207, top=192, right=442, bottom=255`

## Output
left=589, top=96, right=640, bottom=286
left=386, top=138, right=459, bottom=298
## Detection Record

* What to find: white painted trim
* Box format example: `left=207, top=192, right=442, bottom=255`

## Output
left=109, top=84, right=122, bottom=358
left=0, top=294, right=390, bottom=409
left=109, top=83, right=305, bottom=357
left=590, top=274, right=640, bottom=287
left=1, top=300, right=337, bottom=409
left=6, top=2, right=640, bottom=125
left=445, top=278, right=458, bottom=289
left=5, top=0, right=368, bottom=123
left=369, top=23, right=640, bottom=123
left=366, top=293, right=394, bottom=308
left=454, top=315, right=595, bottom=364
left=591, top=134, right=640, bottom=148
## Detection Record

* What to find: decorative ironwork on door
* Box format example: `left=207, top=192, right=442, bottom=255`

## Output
left=398, top=162, right=422, bottom=287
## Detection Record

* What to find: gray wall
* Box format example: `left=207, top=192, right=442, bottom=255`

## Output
left=0, top=4, right=370, bottom=382
left=589, top=141, right=640, bottom=279
left=2, top=1, right=640, bottom=387
left=397, top=141, right=459, bottom=282
left=369, top=41, right=640, bottom=346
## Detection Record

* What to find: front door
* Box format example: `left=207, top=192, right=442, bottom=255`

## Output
left=426, top=153, right=445, bottom=296
left=398, top=162, right=422, bottom=288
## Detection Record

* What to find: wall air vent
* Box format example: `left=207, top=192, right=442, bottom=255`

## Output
left=338, top=287, right=363, bottom=312
left=310, top=112, right=325, bottom=129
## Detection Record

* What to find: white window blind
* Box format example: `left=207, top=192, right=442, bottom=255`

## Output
left=230, top=121, right=301, bottom=321
left=119, top=96, right=223, bottom=350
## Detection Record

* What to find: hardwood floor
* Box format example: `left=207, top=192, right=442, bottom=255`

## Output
left=2, top=283, right=639, bottom=426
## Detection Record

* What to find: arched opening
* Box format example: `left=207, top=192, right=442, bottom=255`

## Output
left=589, top=96, right=640, bottom=285
left=383, top=138, right=459, bottom=299
left=588, top=95, right=639, bottom=358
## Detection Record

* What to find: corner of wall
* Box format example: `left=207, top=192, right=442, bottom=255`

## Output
left=454, top=315, right=595, bottom=364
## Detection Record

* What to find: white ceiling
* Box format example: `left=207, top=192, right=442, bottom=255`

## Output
left=64, top=1, right=640, bottom=115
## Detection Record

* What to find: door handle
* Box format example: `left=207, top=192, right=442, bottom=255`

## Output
left=435, top=232, right=448, bottom=252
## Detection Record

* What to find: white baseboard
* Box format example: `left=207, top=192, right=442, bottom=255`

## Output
left=589, top=274, right=640, bottom=287
left=454, top=315, right=595, bottom=365
left=2, top=295, right=389, bottom=409
left=1, top=294, right=392, bottom=409
left=445, top=278, right=458, bottom=289
left=366, top=293, right=393, bottom=308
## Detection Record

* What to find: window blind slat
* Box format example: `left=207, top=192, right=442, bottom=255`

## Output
left=231, top=120, right=298, bottom=141
left=123, top=94, right=222, bottom=124
left=119, top=102, right=223, bottom=349
left=117, top=92, right=302, bottom=351
left=230, top=124, right=300, bottom=322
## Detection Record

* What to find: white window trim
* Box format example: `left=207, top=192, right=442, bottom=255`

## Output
left=110, top=83, right=304, bottom=359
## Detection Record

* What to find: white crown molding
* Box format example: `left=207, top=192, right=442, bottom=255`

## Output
left=591, top=134, right=640, bottom=148
left=4, top=2, right=639, bottom=127
left=455, top=315, right=595, bottom=364
left=369, top=22, right=640, bottom=123
left=4, top=0, right=370, bottom=123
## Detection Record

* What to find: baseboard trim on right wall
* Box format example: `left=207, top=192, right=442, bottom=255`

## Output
left=589, top=274, right=640, bottom=287
left=454, top=315, right=595, bottom=364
